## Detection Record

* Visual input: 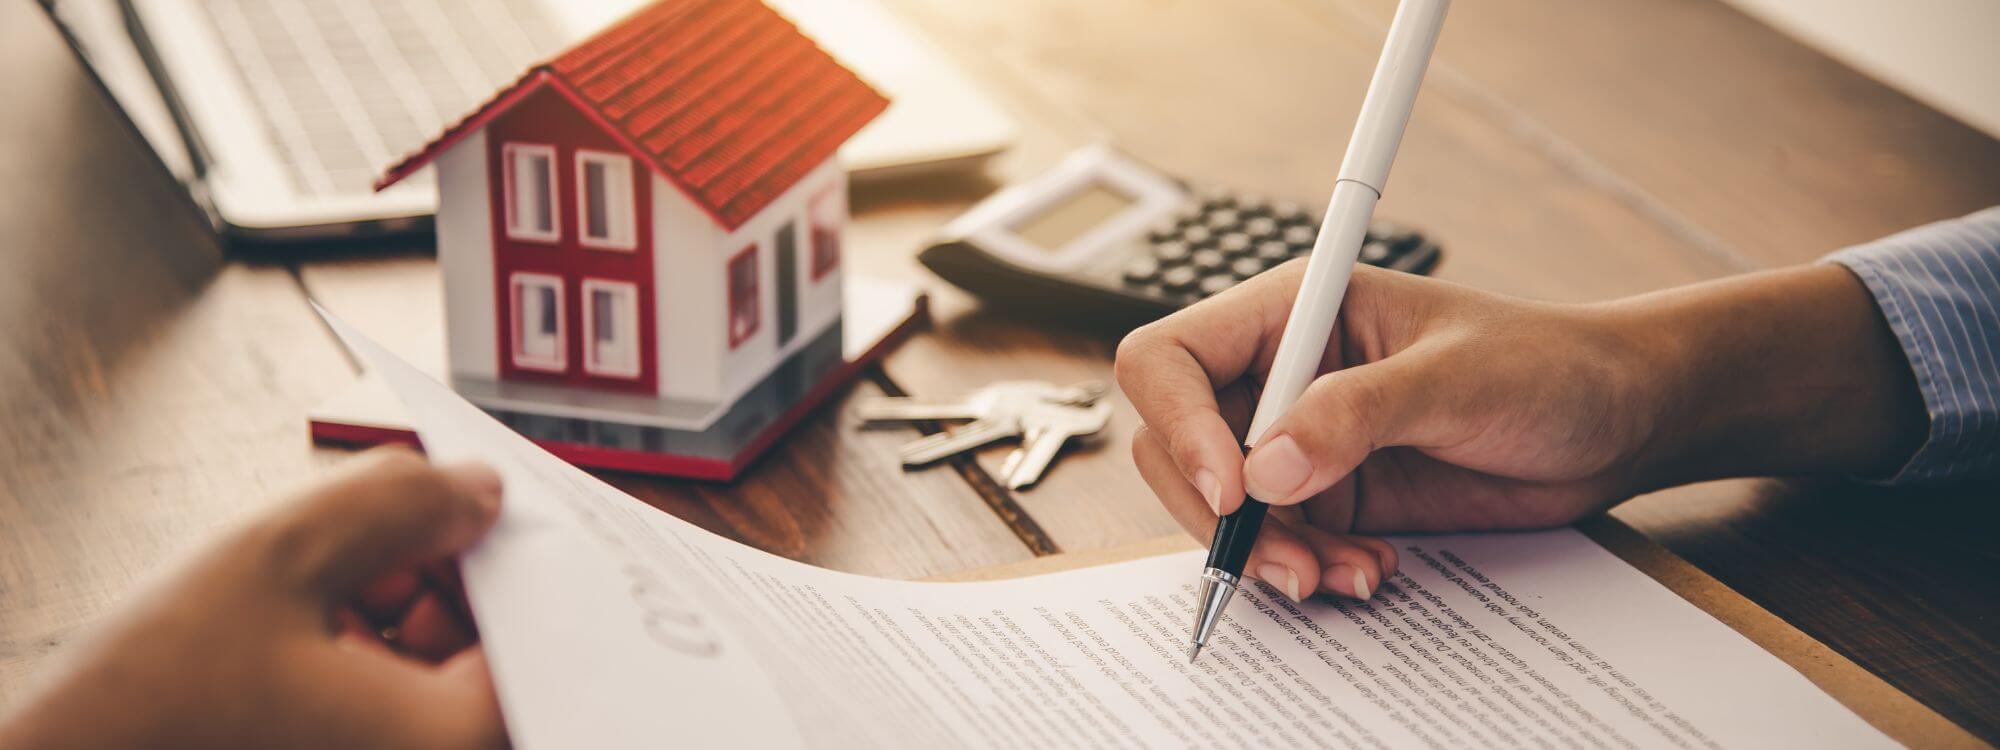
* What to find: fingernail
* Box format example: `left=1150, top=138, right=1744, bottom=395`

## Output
left=1193, top=469, right=1222, bottom=515
left=1257, top=563, right=1303, bottom=602
left=440, top=463, right=503, bottom=511
left=1244, top=435, right=1311, bottom=501
left=1326, top=564, right=1372, bottom=600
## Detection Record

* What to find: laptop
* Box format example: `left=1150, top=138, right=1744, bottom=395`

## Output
left=38, top=0, right=1016, bottom=242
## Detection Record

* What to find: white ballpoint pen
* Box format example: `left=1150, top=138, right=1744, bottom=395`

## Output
left=1188, top=0, right=1450, bottom=662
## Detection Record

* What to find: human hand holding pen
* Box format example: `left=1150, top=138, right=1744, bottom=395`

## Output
left=1115, top=260, right=1926, bottom=603
left=0, top=448, right=509, bottom=750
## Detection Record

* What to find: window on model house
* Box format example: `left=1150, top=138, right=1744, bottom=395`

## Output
left=510, top=273, right=564, bottom=370
left=503, top=143, right=559, bottom=242
left=583, top=279, right=640, bottom=378
left=576, top=150, right=637, bottom=250
left=808, top=186, right=842, bottom=279
left=727, top=245, right=760, bottom=348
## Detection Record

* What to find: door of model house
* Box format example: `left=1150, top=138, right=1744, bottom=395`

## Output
left=486, top=90, right=658, bottom=395
left=776, top=220, right=799, bottom=345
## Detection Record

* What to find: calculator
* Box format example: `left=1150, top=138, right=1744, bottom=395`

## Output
left=919, top=145, right=1441, bottom=329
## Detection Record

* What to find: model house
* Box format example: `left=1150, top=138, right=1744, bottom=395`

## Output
left=376, top=0, right=888, bottom=431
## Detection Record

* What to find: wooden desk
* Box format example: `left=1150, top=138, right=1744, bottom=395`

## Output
left=3, top=0, right=1996, bottom=741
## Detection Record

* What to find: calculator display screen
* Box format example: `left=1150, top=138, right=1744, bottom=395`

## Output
left=1009, top=182, right=1136, bottom=252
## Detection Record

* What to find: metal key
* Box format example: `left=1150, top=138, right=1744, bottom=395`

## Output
left=898, top=414, right=1025, bottom=465
left=857, top=380, right=1103, bottom=423
left=861, top=381, right=1105, bottom=466
left=857, top=381, right=1038, bottom=423
left=1045, top=380, right=1108, bottom=408
left=999, top=398, right=1113, bottom=489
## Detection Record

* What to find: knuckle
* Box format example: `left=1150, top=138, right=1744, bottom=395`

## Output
left=1309, top=375, right=1380, bottom=451
left=1134, top=423, right=1194, bottom=476
left=404, top=476, right=470, bottom=520
left=1129, top=426, right=1153, bottom=463
left=353, top=451, right=464, bottom=517
left=1112, top=323, right=1165, bottom=385
left=393, top=458, right=446, bottom=490
left=245, top=511, right=319, bottom=585
left=1164, top=423, right=1208, bottom=468
left=1338, top=387, right=1384, bottom=446
left=254, top=488, right=372, bottom=591
left=362, top=445, right=433, bottom=482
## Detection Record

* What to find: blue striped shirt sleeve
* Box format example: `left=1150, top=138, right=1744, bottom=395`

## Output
left=1824, top=206, right=2000, bottom=484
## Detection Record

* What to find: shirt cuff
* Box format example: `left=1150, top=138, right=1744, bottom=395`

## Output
left=1822, top=206, right=2000, bottom=485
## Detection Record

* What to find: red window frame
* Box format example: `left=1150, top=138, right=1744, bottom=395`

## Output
left=808, top=185, right=841, bottom=280
left=727, top=244, right=760, bottom=349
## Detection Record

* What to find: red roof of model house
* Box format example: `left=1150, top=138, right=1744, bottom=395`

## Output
left=376, top=0, right=889, bottom=230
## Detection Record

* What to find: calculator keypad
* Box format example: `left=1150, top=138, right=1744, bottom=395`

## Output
left=1119, top=192, right=1434, bottom=305
left=918, top=152, right=1444, bottom=330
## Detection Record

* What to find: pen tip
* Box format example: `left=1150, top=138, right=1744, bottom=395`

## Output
left=1188, top=643, right=1203, bottom=663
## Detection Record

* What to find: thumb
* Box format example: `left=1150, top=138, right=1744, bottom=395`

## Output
left=260, top=448, right=503, bottom=602
left=1242, top=351, right=1437, bottom=506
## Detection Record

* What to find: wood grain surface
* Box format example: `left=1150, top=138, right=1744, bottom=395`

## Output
left=1342, top=0, right=2000, bottom=266
left=1, top=0, right=1995, bottom=742
left=0, top=7, right=358, bottom=701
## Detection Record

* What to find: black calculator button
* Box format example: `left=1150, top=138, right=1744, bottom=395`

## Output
left=1361, top=240, right=1392, bottom=264
left=1180, top=226, right=1215, bottom=247
left=1204, top=209, right=1241, bottom=233
left=1370, top=221, right=1417, bottom=247
left=1217, top=233, right=1252, bottom=256
left=1160, top=266, right=1200, bottom=292
left=1271, top=201, right=1312, bottom=225
left=1255, top=240, right=1291, bottom=265
left=1123, top=257, right=1162, bottom=283
left=1230, top=257, right=1264, bottom=279
left=1190, top=249, right=1226, bottom=272
left=1196, top=188, right=1236, bottom=210
left=1146, top=221, right=1181, bottom=243
left=1282, top=225, right=1317, bottom=247
left=1198, top=274, right=1236, bottom=297
left=1152, top=240, right=1191, bottom=263
left=1243, top=216, right=1279, bottom=239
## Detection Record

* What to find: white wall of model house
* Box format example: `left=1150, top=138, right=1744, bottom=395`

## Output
left=437, top=129, right=499, bottom=382
left=432, top=124, right=845, bottom=408
left=656, top=158, right=845, bottom=407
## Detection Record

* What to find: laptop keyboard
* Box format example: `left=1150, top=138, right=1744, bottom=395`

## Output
left=193, top=0, right=565, bottom=196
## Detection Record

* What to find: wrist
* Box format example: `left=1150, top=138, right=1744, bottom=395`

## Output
left=1579, top=299, right=1704, bottom=494
left=1613, top=265, right=1927, bottom=488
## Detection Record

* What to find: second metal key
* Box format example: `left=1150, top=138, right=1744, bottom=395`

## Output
left=858, top=381, right=1104, bottom=466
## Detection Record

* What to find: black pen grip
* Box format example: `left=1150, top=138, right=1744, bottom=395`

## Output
left=1204, top=499, right=1269, bottom=575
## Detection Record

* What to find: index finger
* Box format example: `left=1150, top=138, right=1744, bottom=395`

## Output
left=1113, top=262, right=1305, bottom=515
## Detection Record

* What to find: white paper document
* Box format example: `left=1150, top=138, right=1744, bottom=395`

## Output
left=326, top=313, right=1900, bottom=750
